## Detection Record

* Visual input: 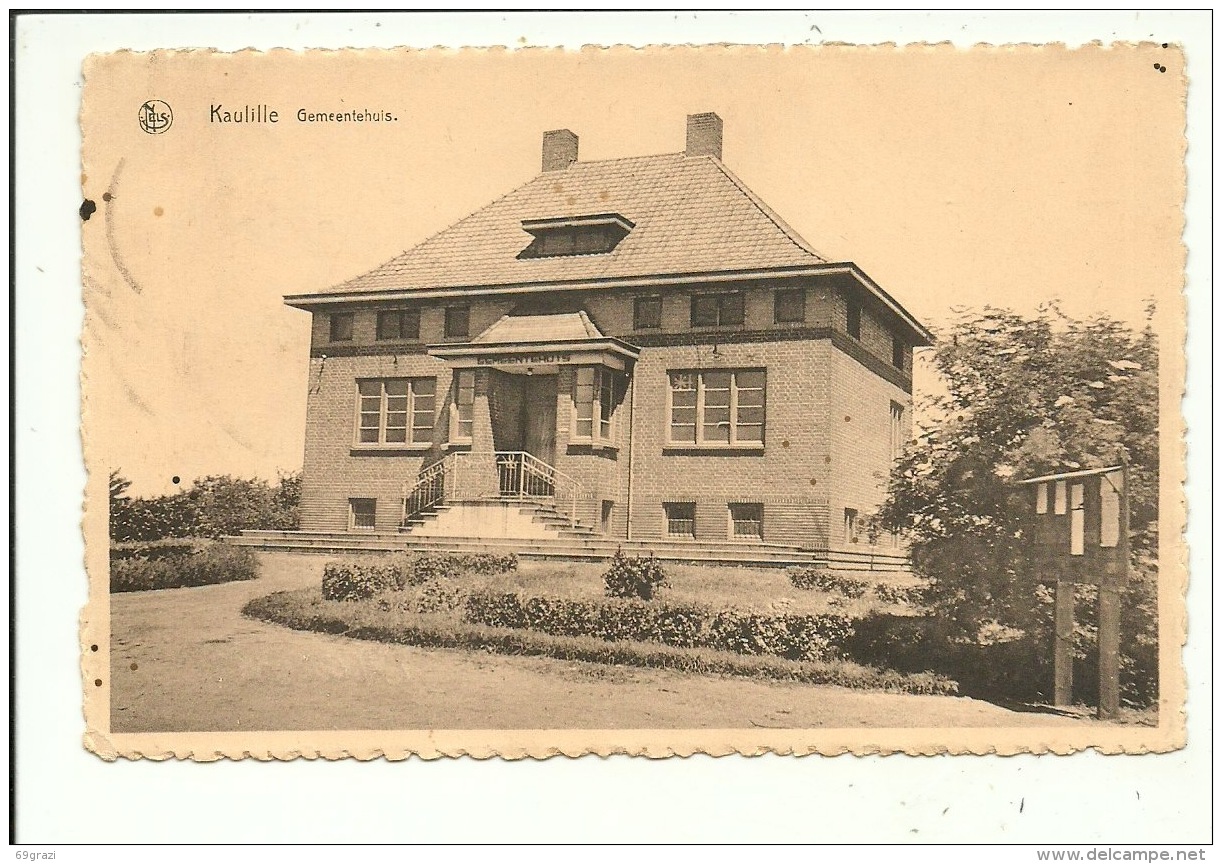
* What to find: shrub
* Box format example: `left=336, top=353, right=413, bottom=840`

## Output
left=321, top=552, right=518, bottom=602
left=110, top=539, right=202, bottom=562
left=109, top=471, right=303, bottom=542
left=244, top=587, right=958, bottom=697
left=109, top=543, right=259, bottom=592
left=787, top=566, right=868, bottom=598
left=871, top=582, right=930, bottom=607
left=603, top=548, right=669, bottom=600
left=463, top=590, right=854, bottom=663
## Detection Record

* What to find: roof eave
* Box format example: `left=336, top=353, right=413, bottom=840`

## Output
left=285, top=261, right=933, bottom=345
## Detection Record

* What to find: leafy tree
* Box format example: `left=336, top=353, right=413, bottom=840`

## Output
left=108, top=470, right=132, bottom=507
left=876, top=304, right=1158, bottom=705
left=109, top=471, right=303, bottom=541
left=271, top=470, right=303, bottom=530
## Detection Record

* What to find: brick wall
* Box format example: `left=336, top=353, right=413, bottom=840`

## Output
left=300, top=279, right=915, bottom=543
left=831, top=289, right=913, bottom=377
left=300, top=352, right=456, bottom=532
left=311, top=299, right=515, bottom=353
left=826, top=347, right=913, bottom=553
left=583, top=278, right=837, bottom=339
left=626, top=339, right=835, bottom=547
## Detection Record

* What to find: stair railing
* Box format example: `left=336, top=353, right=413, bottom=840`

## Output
left=404, top=450, right=589, bottom=528
left=517, top=451, right=585, bottom=528
left=402, top=455, right=453, bottom=523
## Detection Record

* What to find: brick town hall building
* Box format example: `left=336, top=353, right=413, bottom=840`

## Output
left=265, top=113, right=932, bottom=566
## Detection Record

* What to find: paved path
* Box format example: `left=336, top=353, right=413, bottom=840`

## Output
left=110, top=552, right=1086, bottom=732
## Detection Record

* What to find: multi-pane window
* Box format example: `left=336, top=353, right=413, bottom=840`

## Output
left=889, top=401, right=906, bottom=464
left=844, top=507, right=860, bottom=544
left=356, top=378, right=436, bottom=445
left=847, top=299, right=862, bottom=340
left=329, top=312, right=354, bottom=342
left=573, top=367, right=617, bottom=442
left=634, top=295, right=662, bottom=330
left=376, top=309, right=421, bottom=341
left=444, top=306, right=470, bottom=338
left=892, top=334, right=906, bottom=370
left=451, top=370, right=475, bottom=442
left=349, top=498, right=376, bottom=531
left=774, top=288, right=806, bottom=323
left=729, top=503, right=763, bottom=539
left=668, top=369, right=765, bottom=445
left=529, top=227, right=619, bottom=257
left=664, top=502, right=696, bottom=538
left=691, top=292, right=745, bottom=327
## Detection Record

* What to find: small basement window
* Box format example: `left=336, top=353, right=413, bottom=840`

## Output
left=664, top=502, right=696, bottom=538
left=349, top=498, right=376, bottom=532
left=519, top=213, right=634, bottom=259
left=729, top=503, right=763, bottom=539
left=330, top=312, right=354, bottom=342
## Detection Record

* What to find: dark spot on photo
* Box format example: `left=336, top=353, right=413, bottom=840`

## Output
left=80, top=199, right=96, bottom=221
left=102, top=191, right=113, bottom=202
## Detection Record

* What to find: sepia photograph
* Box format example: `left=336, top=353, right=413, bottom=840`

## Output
left=75, top=42, right=1190, bottom=760
left=9, top=8, right=1212, bottom=850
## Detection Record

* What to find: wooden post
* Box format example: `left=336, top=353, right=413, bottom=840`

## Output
left=1097, top=585, right=1122, bottom=720
left=1053, top=579, right=1074, bottom=706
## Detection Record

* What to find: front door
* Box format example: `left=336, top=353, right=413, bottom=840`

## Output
left=521, top=375, right=557, bottom=465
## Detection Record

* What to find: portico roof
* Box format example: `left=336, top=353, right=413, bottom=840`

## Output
left=428, top=310, right=641, bottom=371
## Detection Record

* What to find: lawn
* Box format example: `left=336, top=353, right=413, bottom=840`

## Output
left=241, top=554, right=953, bottom=697
left=481, top=559, right=924, bottom=618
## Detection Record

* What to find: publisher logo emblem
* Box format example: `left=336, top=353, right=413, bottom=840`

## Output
left=138, top=100, right=173, bottom=135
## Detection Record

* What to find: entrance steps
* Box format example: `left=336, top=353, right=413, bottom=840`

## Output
left=229, top=528, right=907, bottom=570
left=230, top=499, right=909, bottom=569
left=402, top=499, right=597, bottom=540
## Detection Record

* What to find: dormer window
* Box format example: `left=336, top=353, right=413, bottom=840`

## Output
left=518, top=213, right=634, bottom=259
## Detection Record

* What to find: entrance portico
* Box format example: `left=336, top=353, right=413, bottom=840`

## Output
left=411, top=310, right=639, bottom=529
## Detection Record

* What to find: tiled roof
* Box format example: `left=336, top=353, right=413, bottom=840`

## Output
left=321, top=153, right=827, bottom=295
left=471, top=311, right=603, bottom=344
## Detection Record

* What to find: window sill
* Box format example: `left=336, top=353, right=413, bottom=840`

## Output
left=567, top=440, right=619, bottom=456
left=350, top=443, right=433, bottom=455
left=443, top=440, right=473, bottom=451
left=662, top=444, right=765, bottom=455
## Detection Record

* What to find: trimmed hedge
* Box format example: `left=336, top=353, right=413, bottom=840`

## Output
left=321, top=552, right=518, bottom=602
left=871, top=582, right=929, bottom=607
left=242, top=589, right=958, bottom=697
left=109, top=542, right=259, bottom=592
left=463, top=591, right=854, bottom=663
left=110, top=539, right=203, bottom=562
left=787, top=566, right=869, bottom=598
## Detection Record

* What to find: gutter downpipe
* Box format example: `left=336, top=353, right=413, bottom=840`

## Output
left=625, top=365, right=636, bottom=541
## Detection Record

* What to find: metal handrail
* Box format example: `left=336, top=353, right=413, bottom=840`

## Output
left=402, top=450, right=589, bottom=528
left=402, top=455, right=454, bottom=522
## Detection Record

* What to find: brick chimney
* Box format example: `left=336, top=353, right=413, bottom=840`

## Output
left=685, top=112, right=723, bottom=159
left=542, top=129, right=579, bottom=172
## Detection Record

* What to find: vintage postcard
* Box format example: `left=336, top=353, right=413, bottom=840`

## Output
left=79, top=43, right=1188, bottom=760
